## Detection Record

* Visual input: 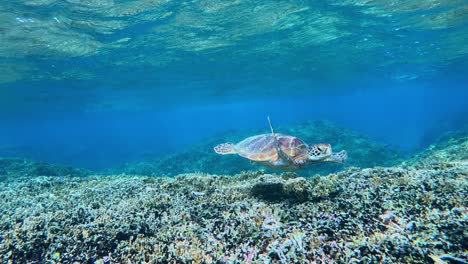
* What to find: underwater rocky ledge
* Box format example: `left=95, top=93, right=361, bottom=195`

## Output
left=0, top=134, right=467, bottom=263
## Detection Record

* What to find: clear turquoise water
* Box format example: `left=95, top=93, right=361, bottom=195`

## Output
left=0, top=0, right=467, bottom=170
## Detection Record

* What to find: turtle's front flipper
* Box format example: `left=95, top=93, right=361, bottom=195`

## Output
left=267, top=116, right=294, bottom=164
left=327, top=150, right=347, bottom=164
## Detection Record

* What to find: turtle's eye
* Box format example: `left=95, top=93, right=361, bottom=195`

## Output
left=317, top=147, right=322, bottom=152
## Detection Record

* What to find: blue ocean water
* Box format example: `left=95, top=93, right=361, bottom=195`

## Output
left=0, top=0, right=467, bottom=170
left=2, top=2, right=468, bottom=263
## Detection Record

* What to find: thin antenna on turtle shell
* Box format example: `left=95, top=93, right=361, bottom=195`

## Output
left=267, top=116, right=286, bottom=161
left=267, top=116, right=276, bottom=137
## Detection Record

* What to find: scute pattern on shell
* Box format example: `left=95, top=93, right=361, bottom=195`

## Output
left=234, top=134, right=308, bottom=161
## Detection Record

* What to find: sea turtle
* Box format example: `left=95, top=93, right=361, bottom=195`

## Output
left=214, top=117, right=347, bottom=170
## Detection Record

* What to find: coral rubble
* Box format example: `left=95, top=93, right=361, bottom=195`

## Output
left=0, top=164, right=466, bottom=262
left=0, top=128, right=466, bottom=263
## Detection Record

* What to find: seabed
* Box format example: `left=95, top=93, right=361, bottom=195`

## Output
left=0, top=133, right=467, bottom=263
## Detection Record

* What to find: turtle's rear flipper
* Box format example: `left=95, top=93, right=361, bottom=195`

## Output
left=329, top=150, right=347, bottom=164
left=214, top=143, right=236, bottom=155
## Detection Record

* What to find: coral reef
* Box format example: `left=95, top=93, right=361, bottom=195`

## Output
left=249, top=173, right=340, bottom=202
left=406, top=126, right=468, bottom=169
left=0, top=158, right=91, bottom=181
left=0, top=150, right=466, bottom=263
left=110, top=120, right=402, bottom=176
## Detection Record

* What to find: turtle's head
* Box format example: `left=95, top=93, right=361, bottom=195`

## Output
left=307, top=143, right=332, bottom=161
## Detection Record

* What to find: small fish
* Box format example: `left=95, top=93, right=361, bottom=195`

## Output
left=15, top=17, right=34, bottom=23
